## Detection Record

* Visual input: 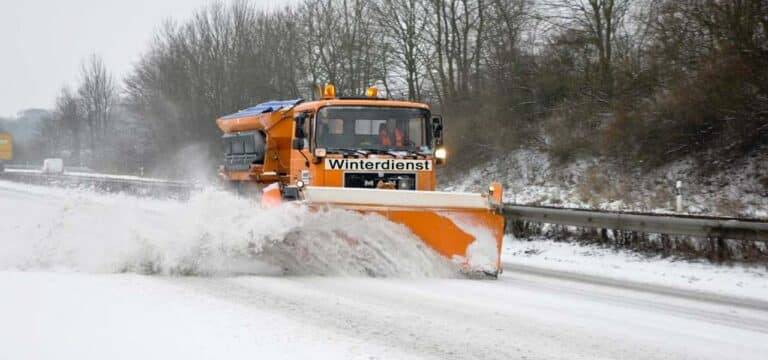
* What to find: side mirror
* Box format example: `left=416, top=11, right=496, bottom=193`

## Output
left=431, top=115, right=444, bottom=146
left=431, top=115, right=445, bottom=165
left=293, top=113, right=307, bottom=150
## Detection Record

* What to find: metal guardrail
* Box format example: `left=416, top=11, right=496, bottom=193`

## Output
left=3, top=163, right=96, bottom=173
left=3, top=164, right=39, bottom=171
left=0, top=169, right=197, bottom=199
left=503, top=204, right=768, bottom=242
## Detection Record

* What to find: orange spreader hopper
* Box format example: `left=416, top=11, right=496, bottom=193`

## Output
left=218, top=89, right=505, bottom=276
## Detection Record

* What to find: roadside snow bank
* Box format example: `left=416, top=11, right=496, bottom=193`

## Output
left=0, top=181, right=455, bottom=277
left=502, top=236, right=768, bottom=301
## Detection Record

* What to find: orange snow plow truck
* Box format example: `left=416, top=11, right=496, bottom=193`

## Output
left=216, top=85, right=505, bottom=275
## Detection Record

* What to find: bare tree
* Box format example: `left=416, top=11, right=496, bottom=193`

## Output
left=426, top=0, right=486, bottom=106
left=544, top=0, right=631, bottom=98
left=301, top=0, right=384, bottom=96
left=78, top=54, right=116, bottom=154
left=54, top=87, right=83, bottom=163
left=371, top=0, right=430, bottom=100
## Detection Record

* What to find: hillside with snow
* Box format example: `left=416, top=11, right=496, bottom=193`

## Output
left=444, top=148, right=768, bottom=219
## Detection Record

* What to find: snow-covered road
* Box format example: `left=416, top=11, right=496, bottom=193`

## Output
left=3, top=270, right=767, bottom=359
left=2, top=180, right=767, bottom=359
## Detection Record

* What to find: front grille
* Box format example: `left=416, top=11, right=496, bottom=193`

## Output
left=344, top=172, right=416, bottom=190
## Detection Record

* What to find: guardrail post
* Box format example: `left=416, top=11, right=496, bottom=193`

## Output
left=708, top=236, right=729, bottom=263
left=675, top=180, right=683, bottom=212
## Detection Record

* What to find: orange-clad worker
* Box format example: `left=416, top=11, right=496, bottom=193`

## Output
left=379, top=119, right=404, bottom=146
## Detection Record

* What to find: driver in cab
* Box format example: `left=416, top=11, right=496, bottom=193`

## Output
left=379, top=119, right=404, bottom=146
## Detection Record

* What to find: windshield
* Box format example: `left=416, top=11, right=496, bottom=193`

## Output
left=315, top=106, right=430, bottom=152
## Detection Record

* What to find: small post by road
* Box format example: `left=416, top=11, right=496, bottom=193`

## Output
left=675, top=180, right=683, bottom=213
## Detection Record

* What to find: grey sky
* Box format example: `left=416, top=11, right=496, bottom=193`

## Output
left=0, top=0, right=289, bottom=118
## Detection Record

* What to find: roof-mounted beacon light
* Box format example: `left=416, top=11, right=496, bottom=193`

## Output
left=323, top=84, right=336, bottom=99
left=366, top=86, right=378, bottom=98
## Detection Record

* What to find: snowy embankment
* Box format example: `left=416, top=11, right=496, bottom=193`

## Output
left=445, top=148, right=768, bottom=218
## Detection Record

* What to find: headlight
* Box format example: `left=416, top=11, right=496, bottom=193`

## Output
left=296, top=180, right=305, bottom=188
left=435, top=147, right=447, bottom=159
left=314, top=148, right=327, bottom=157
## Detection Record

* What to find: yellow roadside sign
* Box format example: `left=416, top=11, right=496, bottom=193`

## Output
left=0, top=133, right=13, bottom=161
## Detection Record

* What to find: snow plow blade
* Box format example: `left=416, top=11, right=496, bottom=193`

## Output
left=301, top=186, right=506, bottom=276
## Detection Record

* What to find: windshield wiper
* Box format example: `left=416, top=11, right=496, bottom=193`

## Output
left=326, top=148, right=367, bottom=156
left=385, top=148, right=424, bottom=158
left=355, top=148, right=389, bottom=155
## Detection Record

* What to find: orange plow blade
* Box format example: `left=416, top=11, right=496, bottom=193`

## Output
left=301, top=186, right=506, bottom=276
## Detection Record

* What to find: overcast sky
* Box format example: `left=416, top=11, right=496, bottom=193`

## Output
left=0, top=0, right=289, bottom=118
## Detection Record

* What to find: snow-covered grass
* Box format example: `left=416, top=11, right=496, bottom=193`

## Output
left=445, top=148, right=768, bottom=266
left=503, top=236, right=768, bottom=302
left=445, top=148, right=768, bottom=219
